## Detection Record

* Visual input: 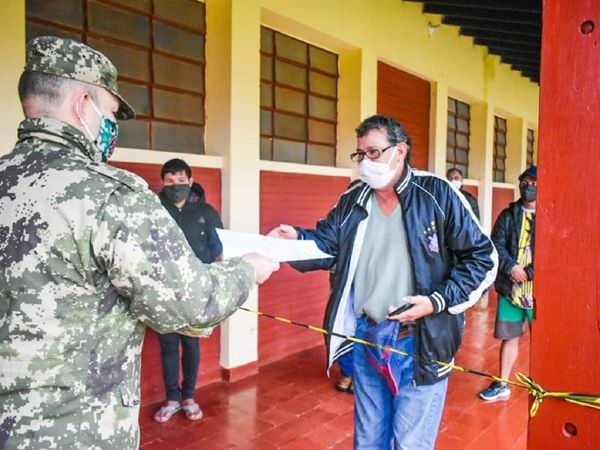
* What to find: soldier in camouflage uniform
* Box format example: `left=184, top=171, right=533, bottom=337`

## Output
left=0, top=36, right=279, bottom=449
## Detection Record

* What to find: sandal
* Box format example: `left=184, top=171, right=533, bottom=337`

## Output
left=182, top=402, right=204, bottom=421
left=336, top=376, right=353, bottom=393
left=153, top=403, right=181, bottom=423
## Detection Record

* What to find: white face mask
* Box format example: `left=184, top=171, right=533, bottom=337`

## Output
left=451, top=179, right=462, bottom=190
left=358, top=147, right=399, bottom=189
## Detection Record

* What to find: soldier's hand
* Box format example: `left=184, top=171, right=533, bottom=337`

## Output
left=267, top=224, right=298, bottom=240
left=241, top=253, right=280, bottom=284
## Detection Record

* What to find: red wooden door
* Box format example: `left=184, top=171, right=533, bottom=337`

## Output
left=259, top=171, right=350, bottom=364
left=530, top=1, right=600, bottom=447
left=110, top=161, right=223, bottom=405
left=377, top=61, right=431, bottom=170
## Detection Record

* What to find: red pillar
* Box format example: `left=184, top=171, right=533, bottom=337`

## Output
left=531, top=0, right=600, bottom=448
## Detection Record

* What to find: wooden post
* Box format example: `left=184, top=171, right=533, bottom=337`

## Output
left=530, top=1, right=600, bottom=448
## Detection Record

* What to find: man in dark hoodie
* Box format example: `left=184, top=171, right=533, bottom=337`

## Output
left=153, top=158, right=223, bottom=422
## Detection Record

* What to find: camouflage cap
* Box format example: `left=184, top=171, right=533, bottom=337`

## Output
left=25, top=36, right=135, bottom=120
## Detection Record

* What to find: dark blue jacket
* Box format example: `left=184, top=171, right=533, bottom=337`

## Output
left=159, top=182, right=223, bottom=264
left=491, top=200, right=535, bottom=298
left=293, top=166, right=498, bottom=385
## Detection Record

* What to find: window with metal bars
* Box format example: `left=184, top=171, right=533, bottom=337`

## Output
left=26, top=0, right=206, bottom=154
left=446, top=97, right=470, bottom=176
left=493, top=116, right=507, bottom=182
left=260, top=27, right=338, bottom=166
left=527, top=128, right=536, bottom=167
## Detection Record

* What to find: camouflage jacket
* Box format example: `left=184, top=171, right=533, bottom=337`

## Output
left=0, top=118, right=255, bottom=449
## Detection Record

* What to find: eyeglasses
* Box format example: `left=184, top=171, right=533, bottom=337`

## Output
left=350, top=145, right=393, bottom=162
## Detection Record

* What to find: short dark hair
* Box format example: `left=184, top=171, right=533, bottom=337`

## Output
left=355, top=115, right=411, bottom=164
left=446, top=167, right=463, bottom=178
left=19, top=71, right=66, bottom=104
left=161, top=158, right=192, bottom=179
left=18, top=71, right=101, bottom=118
left=18, top=71, right=98, bottom=105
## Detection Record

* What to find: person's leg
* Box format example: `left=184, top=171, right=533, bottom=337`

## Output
left=336, top=351, right=354, bottom=392
left=180, top=336, right=200, bottom=400
left=480, top=296, right=526, bottom=401
left=158, top=333, right=182, bottom=402
left=393, top=380, right=448, bottom=450
left=338, top=351, right=354, bottom=378
left=389, top=334, right=448, bottom=450
left=353, top=317, right=393, bottom=449
left=180, top=336, right=203, bottom=420
left=154, top=333, right=182, bottom=422
left=499, top=337, right=520, bottom=379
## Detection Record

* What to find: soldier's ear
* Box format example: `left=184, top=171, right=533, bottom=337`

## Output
left=188, top=177, right=194, bottom=187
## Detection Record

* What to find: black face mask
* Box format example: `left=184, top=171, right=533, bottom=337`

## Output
left=520, top=184, right=536, bottom=203
left=163, top=184, right=191, bottom=204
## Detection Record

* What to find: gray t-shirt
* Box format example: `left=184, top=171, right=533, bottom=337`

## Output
left=353, top=200, right=415, bottom=323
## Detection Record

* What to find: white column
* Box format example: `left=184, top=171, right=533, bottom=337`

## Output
left=337, top=49, right=363, bottom=170
left=469, top=102, right=495, bottom=232
left=0, top=1, right=25, bottom=157
left=507, top=116, right=527, bottom=199
left=429, top=80, right=449, bottom=175
left=205, top=0, right=261, bottom=372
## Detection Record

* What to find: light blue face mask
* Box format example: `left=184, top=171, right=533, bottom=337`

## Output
left=81, top=99, right=119, bottom=162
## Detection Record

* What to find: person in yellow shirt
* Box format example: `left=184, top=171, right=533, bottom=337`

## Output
left=479, top=166, right=537, bottom=401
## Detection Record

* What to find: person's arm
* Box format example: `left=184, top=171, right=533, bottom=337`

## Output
left=429, top=185, right=498, bottom=315
left=204, top=205, right=224, bottom=262
left=268, top=206, right=340, bottom=272
left=490, top=210, right=518, bottom=277
left=469, top=195, right=481, bottom=220
left=91, top=187, right=274, bottom=333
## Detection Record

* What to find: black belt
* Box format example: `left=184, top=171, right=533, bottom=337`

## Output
left=364, top=316, right=416, bottom=339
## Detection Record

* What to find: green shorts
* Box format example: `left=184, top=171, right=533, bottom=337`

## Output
left=494, top=295, right=533, bottom=339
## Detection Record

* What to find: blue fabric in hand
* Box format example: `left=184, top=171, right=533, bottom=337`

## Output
left=363, top=319, right=402, bottom=395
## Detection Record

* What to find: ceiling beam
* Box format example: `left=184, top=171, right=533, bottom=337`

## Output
left=405, top=0, right=541, bottom=14
left=441, top=16, right=541, bottom=36
left=494, top=54, right=540, bottom=67
left=422, top=5, right=540, bottom=26
left=486, top=45, right=540, bottom=57
left=474, top=36, right=540, bottom=51
left=458, top=26, right=541, bottom=43
left=460, top=27, right=540, bottom=43
left=502, top=61, right=540, bottom=73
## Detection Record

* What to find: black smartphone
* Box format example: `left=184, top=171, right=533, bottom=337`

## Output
left=387, top=303, right=414, bottom=317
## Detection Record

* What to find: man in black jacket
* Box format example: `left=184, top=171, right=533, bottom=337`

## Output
left=269, top=115, right=497, bottom=449
left=447, top=167, right=480, bottom=219
left=153, top=158, right=224, bottom=423
left=479, top=166, right=537, bottom=402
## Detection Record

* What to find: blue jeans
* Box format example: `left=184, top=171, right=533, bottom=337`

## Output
left=353, top=316, right=448, bottom=449
left=158, top=333, right=201, bottom=401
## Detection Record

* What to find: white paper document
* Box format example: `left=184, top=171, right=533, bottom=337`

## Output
left=216, top=229, right=333, bottom=262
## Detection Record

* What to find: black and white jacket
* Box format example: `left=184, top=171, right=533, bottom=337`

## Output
left=293, top=165, right=498, bottom=385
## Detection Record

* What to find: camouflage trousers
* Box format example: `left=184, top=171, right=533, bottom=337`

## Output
left=0, top=385, right=140, bottom=449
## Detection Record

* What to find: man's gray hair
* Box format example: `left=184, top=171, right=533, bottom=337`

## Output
left=355, top=115, right=412, bottom=163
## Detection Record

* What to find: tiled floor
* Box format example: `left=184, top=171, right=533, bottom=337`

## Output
left=140, top=300, right=530, bottom=449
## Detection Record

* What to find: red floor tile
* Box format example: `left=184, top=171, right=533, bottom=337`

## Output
left=140, top=300, right=530, bottom=449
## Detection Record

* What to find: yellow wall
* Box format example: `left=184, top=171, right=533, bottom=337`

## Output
left=0, top=1, right=25, bottom=158
left=256, top=0, right=539, bottom=230
left=0, top=0, right=539, bottom=170
left=258, top=0, right=538, bottom=118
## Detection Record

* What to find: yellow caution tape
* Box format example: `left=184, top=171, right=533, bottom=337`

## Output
left=240, top=306, right=600, bottom=416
